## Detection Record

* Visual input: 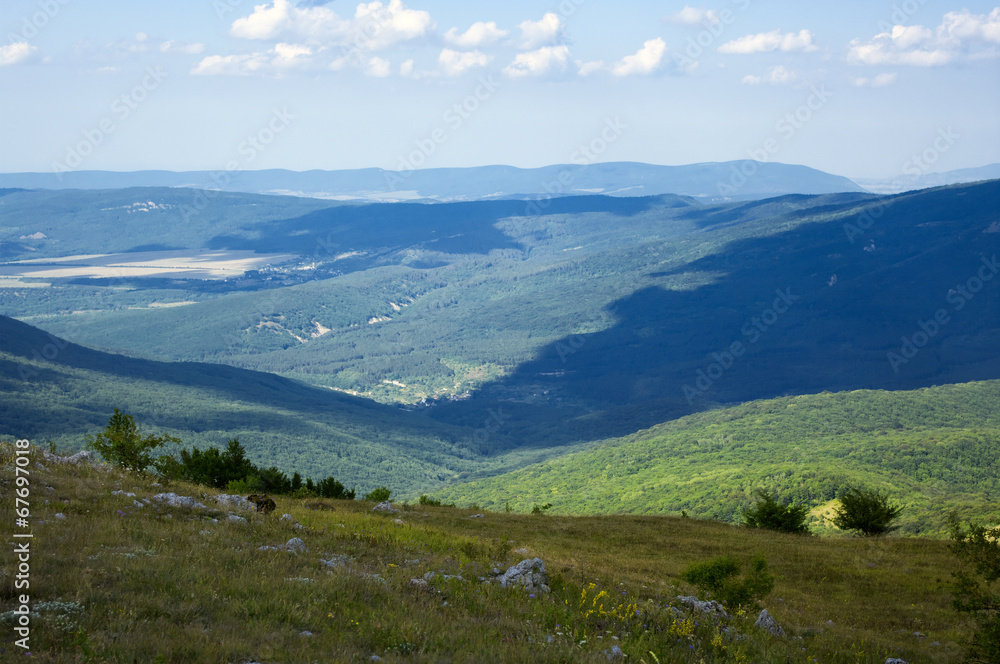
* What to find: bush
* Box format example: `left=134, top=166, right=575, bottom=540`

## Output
left=743, top=489, right=811, bottom=535
left=178, top=439, right=257, bottom=489
left=681, top=553, right=775, bottom=610
left=832, top=486, right=904, bottom=536
left=86, top=409, right=180, bottom=473
left=418, top=494, right=455, bottom=507
left=317, top=476, right=354, bottom=500
left=531, top=503, right=553, bottom=514
left=364, top=486, right=391, bottom=502
left=949, top=517, right=1000, bottom=663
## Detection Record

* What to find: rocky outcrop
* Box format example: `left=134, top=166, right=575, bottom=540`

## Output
left=676, top=596, right=730, bottom=620
left=372, top=501, right=400, bottom=514
left=152, top=493, right=207, bottom=510
left=499, top=558, right=549, bottom=592
left=754, top=609, right=785, bottom=637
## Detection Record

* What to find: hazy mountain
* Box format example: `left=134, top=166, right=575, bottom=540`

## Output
left=0, top=160, right=864, bottom=203
left=855, top=163, right=1000, bottom=194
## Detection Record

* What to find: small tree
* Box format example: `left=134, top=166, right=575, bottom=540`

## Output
left=743, top=489, right=811, bottom=535
left=86, top=409, right=179, bottom=473
left=681, top=553, right=775, bottom=610
left=363, top=486, right=391, bottom=502
left=949, top=517, right=1000, bottom=663
left=831, top=486, right=903, bottom=537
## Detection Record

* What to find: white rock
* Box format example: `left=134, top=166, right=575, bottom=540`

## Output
left=227, top=515, right=247, bottom=524
left=213, top=494, right=254, bottom=511
left=372, top=501, right=400, bottom=514
left=676, top=596, right=730, bottom=620
left=152, top=493, right=207, bottom=510
left=754, top=609, right=786, bottom=637
left=54, top=513, right=66, bottom=520
left=280, top=513, right=294, bottom=521
left=284, top=538, right=307, bottom=554
left=500, top=558, right=549, bottom=592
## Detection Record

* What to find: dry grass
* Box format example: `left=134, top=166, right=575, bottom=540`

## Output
left=0, top=442, right=974, bottom=663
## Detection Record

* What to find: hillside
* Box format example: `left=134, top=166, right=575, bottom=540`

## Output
left=0, top=160, right=865, bottom=202
left=0, top=315, right=565, bottom=495
left=430, top=381, right=1000, bottom=537
left=0, top=440, right=979, bottom=663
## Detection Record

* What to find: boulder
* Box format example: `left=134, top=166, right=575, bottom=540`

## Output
left=754, top=609, right=786, bottom=637
left=213, top=494, right=254, bottom=511
left=500, top=558, right=549, bottom=592
left=284, top=537, right=307, bottom=554
left=676, top=596, right=730, bottom=620
left=372, top=501, right=400, bottom=514
left=152, top=493, right=207, bottom=510
left=885, top=659, right=909, bottom=664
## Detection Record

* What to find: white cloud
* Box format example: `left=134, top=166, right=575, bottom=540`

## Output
left=400, top=58, right=415, bottom=77
left=365, top=55, right=392, bottom=77
left=611, top=38, right=667, bottom=76
left=191, top=53, right=270, bottom=76
left=439, top=48, right=492, bottom=76
left=230, top=0, right=434, bottom=51
left=444, top=21, right=508, bottom=49
left=160, top=40, right=206, bottom=55
left=852, top=72, right=899, bottom=87
left=741, top=65, right=797, bottom=85
left=515, top=13, right=564, bottom=50
left=503, top=45, right=570, bottom=78
left=664, top=6, right=721, bottom=26
left=719, top=29, right=819, bottom=54
left=938, top=8, right=1000, bottom=46
left=0, top=42, right=37, bottom=66
left=577, top=60, right=606, bottom=76
left=848, top=9, right=1000, bottom=66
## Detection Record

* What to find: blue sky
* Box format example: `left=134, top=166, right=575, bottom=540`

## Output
left=1, top=0, right=998, bottom=178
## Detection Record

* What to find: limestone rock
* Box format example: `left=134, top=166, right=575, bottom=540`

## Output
left=754, top=609, right=786, bottom=637
left=372, top=501, right=400, bottom=514
left=500, top=558, right=549, bottom=592
left=676, top=596, right=730, bottom=620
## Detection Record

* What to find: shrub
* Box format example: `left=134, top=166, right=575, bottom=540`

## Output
left=178, top=439, right=257, bottom=489
left=317, top=477, right=354, bottom=500
left=832, top=486, right=904, bottom=536
left=743, top=489, right=811, bottom=535
left=86, top=409, right=180, bottom=473
left=531, top=503, right=553, bottom=514
left=364, top=486, right=391, bottom=503
left=681, top=553, right=775, bottom=610
left=949, top=517, right=1000, bottom=663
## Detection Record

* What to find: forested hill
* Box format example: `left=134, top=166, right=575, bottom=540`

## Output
left=0, top=314, right=519, bottom=495
left=430, top=380, right=1000, bottom=537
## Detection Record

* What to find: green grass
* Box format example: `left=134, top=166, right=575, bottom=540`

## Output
left=0, top=441, right=980, bottom=662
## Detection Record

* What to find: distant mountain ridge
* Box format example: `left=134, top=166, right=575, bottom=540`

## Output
left=855, top=163, right=1000, bottom=194
left=0, top=161, right=864, bottom=203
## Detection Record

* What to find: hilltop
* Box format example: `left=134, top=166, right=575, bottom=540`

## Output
left=0, top=440, right=977, bottom=663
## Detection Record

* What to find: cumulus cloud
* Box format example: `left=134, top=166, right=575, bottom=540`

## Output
left=848, top=9, right=1000, bottom=66
left=444, top=21, right=508, bottom=49
left=664, top=6, right=721, bottom=26
left=852, top=73, right=899, bottom=87
left=611, top=38, right=667, bottom=76
left=0, top=42, right=37, bottom=66
left=719, top=29, right=819, bottom=54
left=503, top=45, right=570, bottom=78
left=365, top=55, right=392, bottom=77
left=191, top=53, right=270, bottom=76
left=439, top=48, right=492, bottom=76
left=515, top=13, right=564, bottom=50
left=741, top=65, right=797, bottom=85
left=159, top=40, right=206, bottom=55
left=230, top=0, right=434, bottom=51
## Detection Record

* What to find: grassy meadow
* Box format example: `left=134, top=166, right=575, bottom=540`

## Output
left=1, top=441, right=976, bottom=663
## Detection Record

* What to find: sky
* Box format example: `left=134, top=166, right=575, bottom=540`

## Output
left=1, top=0, right=998, bottom=179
